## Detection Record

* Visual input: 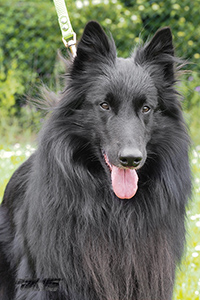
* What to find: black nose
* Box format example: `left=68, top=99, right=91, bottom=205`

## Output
left=119, top=148, right=143, bottom=168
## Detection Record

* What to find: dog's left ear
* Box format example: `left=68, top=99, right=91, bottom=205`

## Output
left=135, top=27, right=175, bottom=83
left=74, top=21, right=116, bottom=64
left=144, top=27, right=174, bottom=59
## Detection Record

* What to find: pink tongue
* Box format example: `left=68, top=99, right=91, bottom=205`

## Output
left=111, top=166, right=138, bottom=199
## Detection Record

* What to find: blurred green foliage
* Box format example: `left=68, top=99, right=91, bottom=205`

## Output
left=0, top=57, right=24, bottom=117
left=0, top=0, right=200, bottom=143
left=179, top=73, right=200, bottom=145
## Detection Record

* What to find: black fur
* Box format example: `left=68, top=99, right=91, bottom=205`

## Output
left=0, top=21, right=191, bottom=300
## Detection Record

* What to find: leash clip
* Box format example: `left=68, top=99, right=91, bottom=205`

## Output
left=62, top=32, right=77, bottom=57
left=53, top=0, right=77, bottom=57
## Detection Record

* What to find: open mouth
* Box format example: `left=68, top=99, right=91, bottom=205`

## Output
left=103, top=152, right=139, bottom=200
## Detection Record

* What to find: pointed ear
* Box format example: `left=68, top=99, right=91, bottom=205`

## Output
left=75, top=21, right=116, bottom=64
left=144, top=27, right=174, bottom=59
left=135, top=27, right=175, bottom=83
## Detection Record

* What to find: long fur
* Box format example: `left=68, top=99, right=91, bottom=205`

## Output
left=0, top=21, right=191, bottom=300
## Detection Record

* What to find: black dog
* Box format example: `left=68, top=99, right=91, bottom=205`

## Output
left=0, top=21, right=191, bottom=300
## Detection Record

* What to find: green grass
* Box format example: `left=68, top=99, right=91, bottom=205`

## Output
left=173, top=146, right=200, bottom=300
left=0, top=143, right=35, bottom=200
left=0, top=143, right=200, bottom=299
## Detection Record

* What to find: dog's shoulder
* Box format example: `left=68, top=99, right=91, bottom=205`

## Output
left=2, top=153, right=36, bottom=211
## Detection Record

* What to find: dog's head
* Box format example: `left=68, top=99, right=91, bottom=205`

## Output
left=65, top=21, right=181, bottom=199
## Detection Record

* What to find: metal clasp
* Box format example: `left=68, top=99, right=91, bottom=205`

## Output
left=62, top=32, right=76, bottom=57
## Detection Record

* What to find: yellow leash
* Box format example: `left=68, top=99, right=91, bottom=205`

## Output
left=53, top=0, right=76, bottom=57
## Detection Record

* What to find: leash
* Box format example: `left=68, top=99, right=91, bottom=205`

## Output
left=53, top=0, right=76, bottom=57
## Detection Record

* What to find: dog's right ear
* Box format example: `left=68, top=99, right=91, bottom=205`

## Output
left=74, top=21, right=116, bottom=64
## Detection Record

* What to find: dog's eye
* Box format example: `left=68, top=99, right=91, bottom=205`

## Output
left=142, top=106, right=151, bottom=114
left=100, top=102, right=110, bottom=111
